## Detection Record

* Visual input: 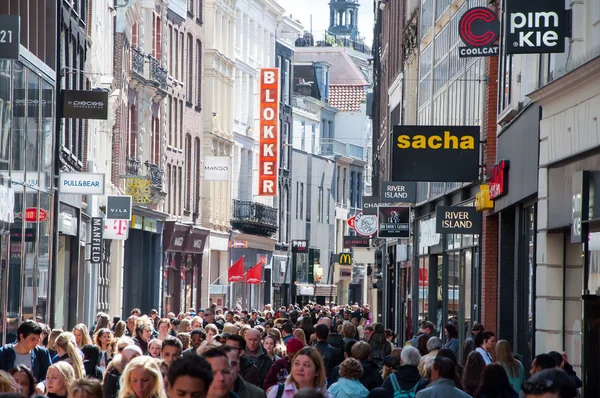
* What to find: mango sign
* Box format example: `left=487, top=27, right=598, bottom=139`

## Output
left=258, top=68, right=279, bottom=196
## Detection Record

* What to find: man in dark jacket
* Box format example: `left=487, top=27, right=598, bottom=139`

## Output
left=225, top=335, right=258, bottom=386
left=381, top=346, right=428, bottom=394
left=314, top=324, right=341, bottom=378
left=369, top=323, right=392, bottom=368
left=223, top=345, right=265, bottom=398
left=263, top=337, right=305, bottom=392
left=327, top=320, right=345, bottom=363
left=243, top=329, right=273, bottom=387
left=0, top=320, right=52, bottom=383
left=462, top=322, right=484, bottom=365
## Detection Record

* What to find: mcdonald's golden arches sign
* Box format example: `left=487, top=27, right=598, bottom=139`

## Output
left=338, top=253, right=353, bottom=265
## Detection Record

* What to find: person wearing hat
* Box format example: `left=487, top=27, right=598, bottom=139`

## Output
left=263, top=337, right=305, bottom=393
left=462, top=322, right=484, bottom=365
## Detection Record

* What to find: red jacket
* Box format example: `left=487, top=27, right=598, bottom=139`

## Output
left=263, top=356, right=290, bottom=392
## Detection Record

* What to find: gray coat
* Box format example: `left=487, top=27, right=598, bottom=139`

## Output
left=415, top=378, right=472, bottom=398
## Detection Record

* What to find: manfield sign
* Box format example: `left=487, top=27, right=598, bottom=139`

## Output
left=392, top=125, right=480, bottom=182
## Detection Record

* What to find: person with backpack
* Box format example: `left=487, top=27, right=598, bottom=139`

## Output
left=381, top=346, right=428, bottom=398
left=415, top=357, right=470, bottom=398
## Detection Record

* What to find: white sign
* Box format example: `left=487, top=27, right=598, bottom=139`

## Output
left=418, top=217, right=440, bottom=255
left=103, top=219, right=129, bottom=240
left=354, top=213, right=378, bottom=237
left=1, top=171, right=47, bottom=193
left=204, top=156, right=230, bottom=181
left=0, top=185, right=15, bottom=223
left=59, top=172, right=105, bottom=195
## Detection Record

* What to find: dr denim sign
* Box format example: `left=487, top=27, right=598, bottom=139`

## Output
left=505, top=0, right=567, bottom=54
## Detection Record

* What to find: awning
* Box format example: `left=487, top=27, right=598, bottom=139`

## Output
left=183, top=227, right=209, bottom=253
left=296, top=284, right=338, bottom=297
left=163, top=222, right=190, bottom=252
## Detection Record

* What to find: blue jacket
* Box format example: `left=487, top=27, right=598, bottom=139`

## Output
left=416, top=379, right=472, bottom=398
left=0, top=343, right=52, bottom=382
left=328, top=378, right=369, bottom=398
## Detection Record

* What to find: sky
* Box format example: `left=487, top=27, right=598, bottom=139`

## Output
left=277, top=0, right=374, bottom=46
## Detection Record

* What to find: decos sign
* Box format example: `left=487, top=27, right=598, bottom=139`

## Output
left=258, top=68, right=279, bottom=196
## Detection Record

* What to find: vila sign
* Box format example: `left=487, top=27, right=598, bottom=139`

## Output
left=90, top=218, right=103, bottom=265
left=60, top=172, right=105, bottom=195
left=380, top=181, right=417, bottom=203
left=204, top=156, right=230, bottom=181
left=378, top=206, right=410, bottom=238
left=489, top=160, right=509, bottom=200
left=436, top=206, right=482, bottom=234
left=458, top=7, right=500, bottom=58
left=505, top=0, right=567, bottom=55
left=0, top=16, right=20, bottom=60
left=62, top=90, right=109, bottom=120
left=258, top=68, right=279, bottom=196
left=392, top=126, right=480, bottom=182
left=106, top=196, right=132, bottom=220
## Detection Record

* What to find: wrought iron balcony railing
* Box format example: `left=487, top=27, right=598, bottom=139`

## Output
left=144, top=161, right=164, bottom=190
left=126, top=157, right=141, bottom=176
left=231, top=199, right=278, bottom=237
left=148, top=57, right=168, bottom=89
left=132, top=47, right=145, bottom=75
left=130, top=47, right=168, bottom=90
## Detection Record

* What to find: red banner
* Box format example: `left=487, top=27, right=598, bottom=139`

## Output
left=228, top=256, right=244, bottom=283
left=258, top=68, right=279, bottom=196
left=246, top=261, right=263, bottom=284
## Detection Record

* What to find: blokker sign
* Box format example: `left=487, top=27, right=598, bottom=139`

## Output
left=505, top=0, right=567, bottom=55
left=258, top=68, right=279, bottom=196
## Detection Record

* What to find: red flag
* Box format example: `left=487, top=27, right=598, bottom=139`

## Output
left=228, top=256, right=244, bottom=283
left=246, top=261, right=263, bottom=284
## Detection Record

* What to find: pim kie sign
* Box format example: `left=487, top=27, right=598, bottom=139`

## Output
left=436, top=206, right=482, bottom=234
left=489, top=160, right=509, bottom=200
left=258, top=68, right=279, bottom=196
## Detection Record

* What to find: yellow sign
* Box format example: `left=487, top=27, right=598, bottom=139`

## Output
left=476, top=184, right=494, bottom=211
left=131, top=215, right=143, bottom=229
left=396, top=131, right=475, bottom=150
left=338, top=253, right=353, bottom=265
left=125, top=177, right=151, bottom=204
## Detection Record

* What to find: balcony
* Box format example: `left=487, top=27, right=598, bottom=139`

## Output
left=144, top=161, right=164, bottom=190
left=295, top=30, right=370, bottom=55
left=129, top=47, right=168, bottom=93
left=319, top=138, right=364, bottom=160
left=231, top=199, right=278, bottom=237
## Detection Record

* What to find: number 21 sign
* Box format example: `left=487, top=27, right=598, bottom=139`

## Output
left=0, top=16, right=20, bottom=60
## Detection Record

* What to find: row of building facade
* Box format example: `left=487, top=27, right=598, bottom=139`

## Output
left=372, top=0, right=600, bottom=394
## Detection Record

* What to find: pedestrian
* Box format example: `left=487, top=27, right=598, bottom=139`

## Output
left=53, top=332, right=85, bottom=379
left=368, top=323, right=392, bottom=368
left=48, top=329, right=63, bottom=359
left=529, top=353, right=556, bottom=376
left=381, top=346, right=428, bottom=395
left=406, top=322, right=435, bottom=349
left=224, top=334, right=257, bottom=387
left=0, top=370, right=19, bottom=393
left=205, top=325, right=218, bottom=344
left=147, top=339, right=162, bottom=359
left=156, top=320, right=171, bottom=342
left=443, top=324, right=459, bottom=358
left=548, top=351, right=582, bottom=390
left=9, top=365, right=35, bottom=396
left=263, top=336, right=279, bottom=362
left=328, top=358, right=369, bottom=398
left=125, top=316, right=137, bottom=337
left=166, top=355, right=213, bottom=398
left=462, top=323, right=484, bottom=366
left=473, top=364, right=518, bottom=398
left=92, top=314, right=111, bottom=340
left=132, top=320, right=153, bottom=355
left=73, top=325, right=93, bottom=350
left=292, top=329, right=307, bottom=345
left=93, top=329, right=113, bottom=373
left=200, top=348, right=238, bottom=398
left=419, top=337, right=442, bottom=375
left=81, top=345, right=103, bottom=380
left=381, top=355, right=400, bottom=381
left=0, top=320, right=52, bottom=383
left=349, top=341, right=383, bottom=390
left=461, top=351, right=486, bottom=396
left=314, top=324, right=341, bottom=379
left=265, top=346, right=332, bottom=398
left=176, top=333, right=190, bottom=351
left=474, top=331, right=496, bottom=365
left=118, top=356, right=167, bottom=398
left=522, top=368, right=577, bottom=398
left=68, top=378, right=103, bottom=398
left=221, top=345, right=265, bottom=398
left=103, top=345, right=142, bottom=398
left=415, top=357, right=470, bottom=398
left=160, top=339, right=182, bottom=367
left=263, top=337, right=304, bottom=392
left=113, top=322, right=127, bottom=339
left=495, top=341, right=525, bottom=393
left=46, top=362, right=76, bottom=398
left=243, top=328, right=273, bottom=387
left=178, top=320, right=192, bottom=334
left=299, top=317, right=315, bottom=343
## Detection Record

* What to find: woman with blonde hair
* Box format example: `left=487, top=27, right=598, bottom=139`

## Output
left=54, top=332, right=86, bottom=379
left=0, top=370, right=18, bottom=393
left=222, top=323, right=239, bottom=335
left=46, top=362, right=76, bottom=398
left=68, top=378, right=103, bottom=398
left=118, top=356, right=167, bottom=398
left=495, top=340, right=525, bottom=393
left=267, top=327, right=286, bottom=357
left=48, top=329, right=64, bottom=358
left=266, top=346, right=333, bottom=398
left=177, top=319, right=191, bottom=333
left=73, top=324, right=93, bottom=349
left=293, top=329, right=307, bottom=345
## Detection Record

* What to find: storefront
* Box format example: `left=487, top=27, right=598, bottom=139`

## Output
left=180, top=227, right=209, bottom=312
left=162, top=222, right=189, bottom=315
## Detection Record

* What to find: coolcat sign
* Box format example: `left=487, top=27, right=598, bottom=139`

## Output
left=505, top=0, right=568, bottom=54
left=458, top=7, right=500, bottom=58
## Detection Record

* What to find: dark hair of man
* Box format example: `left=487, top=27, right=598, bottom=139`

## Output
left=17, top=320, right=43, bottom=341
left=421, top=321, right=434, bottom=332
left=150, top=309, right=158, bottom=315
left=190, top=328, right=206, bottom=339
left=534, top=353, right=557, bottom=370
left=475, top=330, right=495, bottom=347
left=344, top=339, right=357, bottom=358
left=226, top=334, right=246, bottom=351
left=315, top=324, right=329, bottom=340
left=280, top=322, right=293, bottom=335
left=433, top=356, right=457, bottom=380
left=202, top=347, right=228, bottom=361
left=523, top=368, right=577, bottom=398
left=548, top=351, right=563, bottom=367
left=162, top=338, right=183, bottom=350
left=168, top=355, right=214, bottom=388
left=219, top=345, right=237, bottom=355
left=131, top=308, right=141, bottom=315
left=364, top=326, right=374, bottom=332
left=227, top=311, right=235, bottom=316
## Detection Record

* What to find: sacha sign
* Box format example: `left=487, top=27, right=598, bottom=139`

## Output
left=436, top=206, right=482, bottom=234
left=392, top=125, right=480, bottom=182
left=458, top=7, right=500, bottom=58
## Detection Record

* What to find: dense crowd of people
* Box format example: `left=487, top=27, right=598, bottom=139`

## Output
left=0, top=303, right=583, bottom=398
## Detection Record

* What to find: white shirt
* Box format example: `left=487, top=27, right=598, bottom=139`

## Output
left=476, top=347, right=493, bottom=365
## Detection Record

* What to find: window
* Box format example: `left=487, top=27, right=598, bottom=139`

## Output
left=197, top=0, right=204, bottom=24
left=168, top=97, right=173, bottom=146
left=196, top=40, right=202, bottom=107
left=151, top=115, right=160, bottom=164
left=350, top=171, right=356, bottom=207
left=336, top=166, right=341, bottom=202
left=185, top=135, right=192, bottom=211
left=317, top=186, right=323, bottom=223
left=300, top=121, right=305, bottom=151
left=178, top=166, right=183, bottom=215
left=300, top=183, right=304, bottom=220
left=167, top=164, right=172, bottom=213
left=194, top=138, right=201, bottom=214
left=188, top=0, right=193, bottom=15
left=132, top=23, right=138, bottom=47
left=311, top=124, right=316, bottom=154
left=283, top=59, right=291, bottom=105
left=180, top=32, right=184, bottom=80
left=179, top=100, right=184, bottom=148
left=128, top=105, right=137, bottom=159
left=187, top=34, right=193, bottom=102
left=342, top=168, right=347, bottom=206
left=174, top=29, right=179, bottom=80
left=419, top=45, right=433, bottom=107
left=169, top=25, right=173, bottom=73
left=327, top=188, right=331, bottom=223
left=153, top=14, right=162, bottom=60
left=357, top=174, right=362, bottom=207
left=172, top=99, right=177, bottom=147
left=296, top=181, right=300, bottom=219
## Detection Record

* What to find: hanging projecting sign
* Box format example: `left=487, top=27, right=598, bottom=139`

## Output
left=571, top=171, right=590, bottom=244
left=60, top=172, right=105, bottom=195
left=258, top=68, right=279, bottom=196
left=380, top=181, right=417, bottom=203
left=348, top=212, right=378, bottom=237
left=378, top=206, right=410, bottom=238
left=291, top=240, right=309, bottom=253
left=106, top=196, right=132, bottom=220
left=362, top=196, right=391, bottom=215
left=62, top=90, right=109, bottom=120
left=204, top=156, right=230, bottom=181
left=489, top=160, right=509, bottom=200
left=103, top=219, right=129, bottom=240
left=90, top=218, right=103, bottom=265
left=505, top=0, right=568, bottom=55
left=436, top=206, right=482, bottom=234
left=338, top=253, right=353, bottom=265
left=458, top=7, right=500, bottom=58
left=0, top=16, right=20, bottom=60
left=343, top=235, right=370, bottom=248
left=125, top=177, right=151, bottom=204
left=392, top=125, right=480, bottom=182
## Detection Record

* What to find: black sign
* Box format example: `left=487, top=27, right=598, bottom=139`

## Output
left=571, top=171, right=590, bottom=244
left=458, top=7, right=500, bottom=58
left=378, top=206, right=410, bottom=238
left=343, top=236, right=370, bottom=248
left=291, top=240, right=308, bottom=253
left=363, top=196, right=391, bottom=215
left=380, top=181, right=417, bottom=203
left=338, top=253, right=353, bottom=265
left=392, top=125, right=480, bottom=182
left=91, top=218, right=103, bottom=265
left=106, top=196, right=132, bottom=220
left=0, top=16, right=20, bottom=60
left=10, top=228, right=36, bottom=242
left=436, top=206, right=482, bottom=234
left=505, top=0, right=567, bottom=55
left=62, top=90, right=109, bottom=120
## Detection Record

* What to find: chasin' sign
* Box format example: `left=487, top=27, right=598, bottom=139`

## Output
left=259, top=68, right=279, bottom=196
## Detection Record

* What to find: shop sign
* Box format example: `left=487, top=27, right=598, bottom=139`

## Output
left=378, top=206, right=410, bottom=238
left=436, top=206, right=482, bottom=234
left=418, top=218, right=440, bottom=254
left=229, top=240, right=248, bottom=249
left=348, top=212, right=378, bottom=237
left=458, top=7, right=500, bottom=58
left=291, top=240, right=308, bottom=253
left=362, top=196, right=391, bottom=215
left=0, top=16, right=20, bottom=60
left=103, top=219, right=129, bottom=240
left=184, top=229, right=209, bottom=253
left=204, top=156, right=231, bottom=181
left=475, top=184, right=494, bottom=211
left=4, top=171, right=46, bottom=193
left=0, top=185, right=14, bottom=223
left=489, top=160, right=509, bottom=200
left=571, top=170, right=590, bottom=244
left=25, top=208, right=47, bottom=222
left=343, top=235, right=370, bottom=248
left=380, top=182, right=417, bottom=203
left=392, top=126, right=480, bottom=182
left=505, top=0, right=568, bottom=55
left=340, top=269, right=352, bottom=280
left=125, top=177, right=151, bottom=204
left=258, top=68, right=279, bottom=196
left=143, top=218, right=159, bottom=233
left=62, top=90, right=109, bottom=120
left=59, top=172, right=105, bottom=195
left=10, top=228, right=36, bottom=242
left=90, top=218, right=103, bottom=265
left=130, top=215, right=143, bottom=230
left=106, top=196, right=132, bottom=220
left=299, top=285, right=314, bottom=296
left=338, top=253, right=353, bottom=265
